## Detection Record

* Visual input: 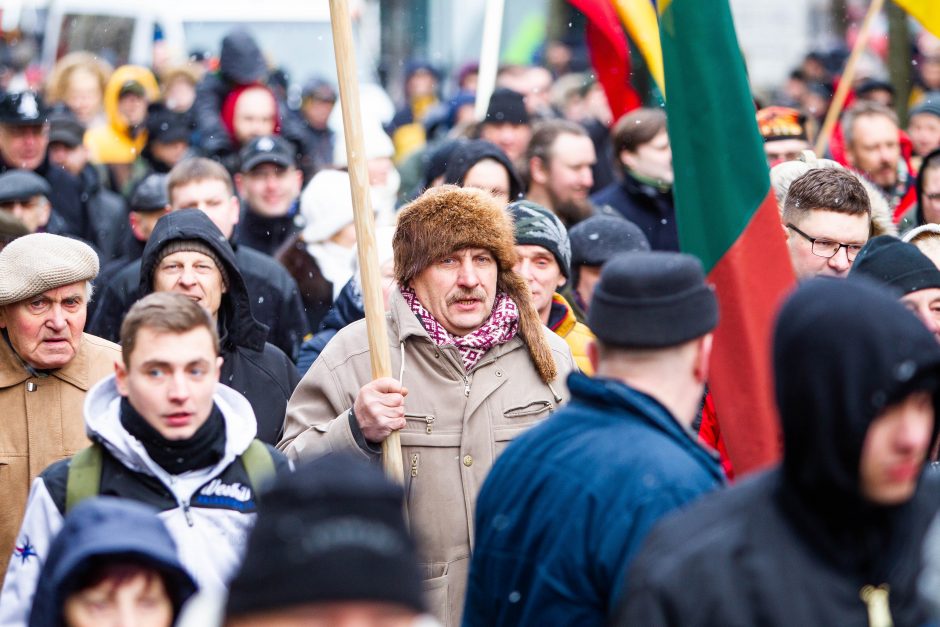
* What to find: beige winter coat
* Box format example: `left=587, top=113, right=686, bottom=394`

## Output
left=0, top=333, right=121, bottom=582
left=279, top=289, right=575, bottom=626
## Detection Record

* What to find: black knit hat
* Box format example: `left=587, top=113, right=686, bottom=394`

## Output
left=509, top=200, right=571, bottom=278
left=484, top=88, right=529, bottom=126
left=849, top=235, right=940, bottom=295
left=225, top=453, right=425, bottom=617
left=589, top=251, right=718, bottom=348
left=569, top=214, right=650, bottom=288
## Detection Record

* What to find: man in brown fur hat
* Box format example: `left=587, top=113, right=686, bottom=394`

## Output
left=279, top=185, right=575, bottom=627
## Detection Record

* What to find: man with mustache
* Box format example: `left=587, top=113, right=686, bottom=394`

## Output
left=844, top=101, right=916, bottom=216
left=279, top=185, right=576, bottom=627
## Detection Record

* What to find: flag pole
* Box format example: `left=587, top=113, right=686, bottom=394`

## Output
left=474, top=0, right=506, bottom=120
left=328, top=0, right=403, bottom=483
left=813, top=0, right=886, bottom=156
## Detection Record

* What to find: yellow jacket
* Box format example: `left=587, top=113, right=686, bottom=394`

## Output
left=85, top=65, right=159, bottom=165
left=549, top=293, right=595, bottom=375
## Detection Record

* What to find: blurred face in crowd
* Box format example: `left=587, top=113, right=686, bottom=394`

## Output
left=163, top=77, right=197, bottom=113
left=118, top=92, right=149, bottom=128
left=846, top=113, right=901, bottom=189
left=523, top=67, right=553, bottom=116
left=129, top=208, right=167, bottom=242
left=226, top=601, right=418, bottom=627
left=923, top=167, right=940, bottom=224
left=0, top=281, right=87, bottom=369
left=859, top=390, right=934, bottom=505
left=620, top=129, right=674, bottom=185
left=0, top=194, right=51, bottom=233
left=63, top=568, right=173, bottom=627
left=909, top=113, right=940, bottom=158
left=575, top=265, right=601, bottom=313
left=150, top=140, right=189, bottom=169
left=0, top=123, right=49, bottom=170
left=786, top=209, right=870, bottom=279
left=153, top=250, right=227, bottom=319
left=462, top=158, right=511, bottom=205
left=514, top=245, right=565, bottom=324
left=410, top=247, right=498, bottom=336
left=407, top=69, right=437, bottom=100
left=301, top=98, right=334, bottom=130
left=922, top=55, right=940, bottom=90
left=236, top=163, right=302, bottom=218
left=48, top=141, right=88, bottom=177
left=169, top=178, right=240, bottom=239
left=234, top=87, right=277, bottom=145
left=479, top=122, right=531, bottom=164
left=116, top=324, right=221, bottom=441
left=531, top=132, right=595, bottom=216
left=900, top=287, right=940, bottom=342
left=65, top=68, right=103, bottom=125
left=763, top=138, right=810, bottom=169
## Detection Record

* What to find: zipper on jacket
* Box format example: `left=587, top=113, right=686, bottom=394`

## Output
left=423, top=415, right=434, bottom=434
left=410, top=453, right=420, bottom=478
left=463, top=375, right=471, bottom=397
left=182, top=500, right=194, bottom=527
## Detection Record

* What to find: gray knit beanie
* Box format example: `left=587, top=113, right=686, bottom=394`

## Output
left=0, top=233, right=98, bottom=305
left=509, top=200, right=572, bottom=278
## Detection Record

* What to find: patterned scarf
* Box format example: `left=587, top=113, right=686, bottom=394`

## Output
left=401, top=286, right=519, bottom=373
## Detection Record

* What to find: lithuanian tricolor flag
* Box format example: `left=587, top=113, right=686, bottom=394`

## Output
left=659, top=0, right=795, bottom=474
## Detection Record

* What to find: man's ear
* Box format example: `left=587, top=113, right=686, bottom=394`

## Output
left=215, top=355, right=224, bottom=381
left=693, top=333, right=714, bottom=384
left=114, top=359, right=129, bottom=397
left=0, top=305, right=6, bottom=329
left=234, top=173, right=245, bottom=197
left=619, top=149, right=638, bottom=172
left=229, top=195, right=241, bottom=226
left=529, top=156, right=549, bottom=185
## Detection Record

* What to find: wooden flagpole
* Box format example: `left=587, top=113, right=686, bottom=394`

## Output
left=813, top=0, right=886, bottom=156
left=328, top=0, right=403, bottom=483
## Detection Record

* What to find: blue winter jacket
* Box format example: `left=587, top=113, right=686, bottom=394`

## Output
left=27, top=497, right=196, bottom=627
left=296, top=278, right=365, bottom=375
left=463, top=372, right=724, bottom=627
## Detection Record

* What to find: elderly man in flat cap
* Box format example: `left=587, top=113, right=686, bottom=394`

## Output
left=0, top=233, right=119, bottom=586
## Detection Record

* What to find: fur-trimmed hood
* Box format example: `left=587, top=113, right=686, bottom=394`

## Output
left=393, top=185, right=557, bottom=383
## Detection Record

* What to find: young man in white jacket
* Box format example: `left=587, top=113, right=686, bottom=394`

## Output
left=0, top=292, right=289, bottom=625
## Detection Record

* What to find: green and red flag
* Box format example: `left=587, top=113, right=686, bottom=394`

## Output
left=659, top=0, right=795, bottom=474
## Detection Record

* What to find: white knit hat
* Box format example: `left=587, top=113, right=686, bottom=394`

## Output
left=0, top=233, right=99, bottom=305
left=332, top=118, right=394, bottom=168
left=300, top=170, right=356, bottom=243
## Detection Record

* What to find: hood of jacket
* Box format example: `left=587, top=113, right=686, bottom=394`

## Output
left=219, top=30, right=267, bottom=85
left=140, top=209, right=268, bottom=352
left=774, top=277, right=940, bottom=572
left=102, top=65, right=160, bottom=138
left=83, top=374, right=259, bottom=478
left=28, top=497, right=196, bottom=627
left=444, top=139, right=524, bottom=201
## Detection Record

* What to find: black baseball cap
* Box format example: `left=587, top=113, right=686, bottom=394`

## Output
left=239, top=135, right=295, bottom=172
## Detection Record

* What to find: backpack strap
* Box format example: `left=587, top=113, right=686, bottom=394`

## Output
left=65, top=444, right=104, bottom=514
left=240, top=440, right=276, bottom=503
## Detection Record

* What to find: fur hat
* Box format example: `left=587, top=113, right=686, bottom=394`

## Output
left=394, top=185, right=557, bottom=383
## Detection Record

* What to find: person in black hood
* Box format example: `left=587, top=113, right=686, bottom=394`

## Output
left=28, top=497, right=196, bottom=627
left=444, top=139, right=524, bottom=204
left=140, top=208, right=300, bottom=443
left=616, top=277, right=940, bottom=627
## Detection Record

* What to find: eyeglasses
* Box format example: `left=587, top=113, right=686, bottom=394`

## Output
left=786, top=223, right=864, bottom=261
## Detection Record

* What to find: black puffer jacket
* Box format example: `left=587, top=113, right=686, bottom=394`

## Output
left=617, top=277, right=940, bottom=627
left=138, top=209, right=300, bottom=444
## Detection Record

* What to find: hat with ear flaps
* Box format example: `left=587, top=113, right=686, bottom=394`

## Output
left=393, top=185, right=558, bottom=384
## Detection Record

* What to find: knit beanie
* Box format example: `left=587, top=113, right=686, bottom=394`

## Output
left=156, top=239, right=229, bottom=288
left=910, top=92, right=940, bottom=121
left=509, top=200, right=571, bottom=278
left=849, top=235, right=940, bottom=295
left=569, top=214, right=650, bottom=288
left=394, top=185, right=558, bottom=383
left=484, top=88, right=529, bottom=126
left=225, top=453, right=425, bottom=617
left=300, top=169, right=355, bottom=243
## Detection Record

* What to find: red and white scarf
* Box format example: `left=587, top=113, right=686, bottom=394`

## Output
left=400, top=287, right=519, bottom=373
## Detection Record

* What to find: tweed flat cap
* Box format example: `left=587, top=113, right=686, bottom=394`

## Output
left=0, top=233, right=99, bottom=305
left=0, top=169, right=51, bottom=203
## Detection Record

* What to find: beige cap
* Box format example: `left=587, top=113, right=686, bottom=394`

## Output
left=0, top=233, right=99, bottom=306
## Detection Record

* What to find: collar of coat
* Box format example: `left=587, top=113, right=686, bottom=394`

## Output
left=0, top=331, right=97, bottom=390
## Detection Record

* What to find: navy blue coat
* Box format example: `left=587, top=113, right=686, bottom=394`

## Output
left=463, top=372, right=724, bottom=627
left=590, top=173, right=678, bottom=251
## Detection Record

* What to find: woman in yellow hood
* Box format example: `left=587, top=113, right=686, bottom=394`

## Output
left=85, top=65, right=159, bottom=166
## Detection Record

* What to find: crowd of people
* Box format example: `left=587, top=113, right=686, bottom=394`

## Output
left=0, top=19, right=939, bottom=627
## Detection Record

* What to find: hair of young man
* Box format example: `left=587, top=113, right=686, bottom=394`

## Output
left=781, top=167, right=872, bottom=225
left=612, top=108, right=667, bottom=158
left=119, top=292, right=220, bottom=368
left=842, top=100, right=899, bottom=149
left=166, top=157, right=234, bottom=200
left=523, top=119, right=590, bottom=186
left=923, top=151, right=940, bottom=181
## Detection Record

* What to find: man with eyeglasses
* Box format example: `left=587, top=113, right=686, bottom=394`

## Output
left=783, top=168, right=872, bottom=279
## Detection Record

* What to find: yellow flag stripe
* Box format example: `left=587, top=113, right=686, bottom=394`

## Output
left=894, top=0, right=940, bottom=38
left=611, top=0, right=666, bottom=94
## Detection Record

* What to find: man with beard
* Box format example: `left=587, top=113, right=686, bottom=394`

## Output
left=524, top=119, right=596, bottom=227
left=616, top=277, right=940, bottom=626
left=843, top=101, right=916, bottom=216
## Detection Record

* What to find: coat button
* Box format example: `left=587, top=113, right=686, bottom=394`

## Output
left=495, top=370, right=502, bottom=377
left=463, top=455, right=473, bottom=467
